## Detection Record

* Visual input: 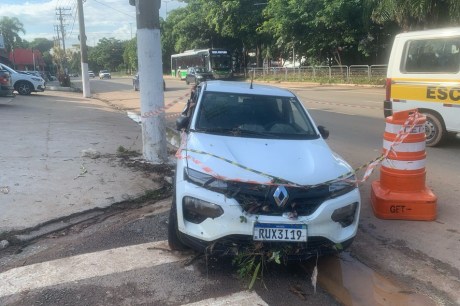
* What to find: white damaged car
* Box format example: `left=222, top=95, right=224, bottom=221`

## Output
left=170, top=81, right=361, bottom=260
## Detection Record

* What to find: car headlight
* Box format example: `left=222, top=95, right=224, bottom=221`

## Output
left=183, top=196, right=224, bottom=224
left=329, top=174, right=357, bottom=198
left=331, top=202, right=358, bottom=227
left=31, top=77, right=42, bottom=82
left=184, top=168, right=227, bottom=192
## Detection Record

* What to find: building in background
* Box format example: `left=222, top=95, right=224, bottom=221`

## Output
left=8, top=48, right=45, bottom=71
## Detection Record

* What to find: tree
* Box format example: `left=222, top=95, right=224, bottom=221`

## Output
left=201, top=0, right=269, bottom=67
left=67, top=49, right=81, bottom=74
left=29, top=38, right=54, bottom=54
left=166, top=4, right=217, bottom=52
left=367, top=0, right=460, bottom=31
left=261, top=0, right=387, bottom=66
left=0, top=17, right=25, bottom=53
left=88, top=38, right=124, bottom=72
left=123, top=37, right=137, bottom=73
left=161, top=0, right=268, bottom=70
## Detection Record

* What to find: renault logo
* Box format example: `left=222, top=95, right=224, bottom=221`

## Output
left=273, top=186, right=289, bottom=208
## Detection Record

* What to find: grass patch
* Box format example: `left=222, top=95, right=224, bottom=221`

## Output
left=116, top=146, right=141, bottom=158
left=250, top=75, right=385, bottom=86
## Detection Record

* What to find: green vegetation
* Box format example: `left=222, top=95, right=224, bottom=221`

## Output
left=116, top=146, right=141, bottom=158
left=2, top=1, right=460, bottom=80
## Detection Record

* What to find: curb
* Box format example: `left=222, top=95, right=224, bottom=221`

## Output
left=46, top=85, right=82, bottom=93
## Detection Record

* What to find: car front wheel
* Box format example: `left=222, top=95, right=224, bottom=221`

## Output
left=16, top=81, right=32, bottom=95
left=168, top=194, right=189, bottom=251
left=424, top=112, right=445, bottom=147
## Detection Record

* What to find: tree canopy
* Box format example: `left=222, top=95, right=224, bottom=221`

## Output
left=28, top=38, right=54, bottom=54
left=88, top=38, right=125, bottom=72
left=4, top=0, right=460, bottom=73
left=0, top=17, right=25, bottom=53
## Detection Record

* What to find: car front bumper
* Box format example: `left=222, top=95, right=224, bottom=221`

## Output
left=36, top=84, right=46, bottom=92
left=175, top=166, right=361, bottom=256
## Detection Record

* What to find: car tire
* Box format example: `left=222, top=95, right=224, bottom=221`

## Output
left=424, top=112, right=445, bottom=147
left=168, top=192, right=189, bottom=251
left=16, top=81, right=32, bottom=95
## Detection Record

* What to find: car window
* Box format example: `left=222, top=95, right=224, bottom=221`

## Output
left=402, top=37, right=460, bottom=73
left=194, top=92, right=318, bottom=139
left=195, top=68, right=204, bottom=73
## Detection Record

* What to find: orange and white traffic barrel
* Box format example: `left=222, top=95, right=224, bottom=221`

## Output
left=371, top=109, right=437, bottom=220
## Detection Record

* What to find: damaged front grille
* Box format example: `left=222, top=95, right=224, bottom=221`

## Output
left=201, top=235, right=341, bottom=260
left=224, top=181, right=330, bottom=217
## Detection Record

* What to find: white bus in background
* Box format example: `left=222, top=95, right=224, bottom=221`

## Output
left=171, top=48, right=232, bottom=80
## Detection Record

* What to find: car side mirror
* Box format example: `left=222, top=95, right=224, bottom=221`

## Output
left=176, top=115, right=190, bottom=130
left=318, top=125, right=329, bottom=139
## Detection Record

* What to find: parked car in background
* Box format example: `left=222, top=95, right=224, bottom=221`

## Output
left=88, top=71, right=95, bottom=78
left=185, top=67, right=214, bottom=85
left=170, top=81, right=361, bottom=260
left=0, top=69, right=14, bottom=97
left=0, top=63, right=45, bottom=95
left=132, top=73, right=165, bottom=91
left=19, top=71, right=41, bottom=78
left=99, top=70, right=111, bottom=79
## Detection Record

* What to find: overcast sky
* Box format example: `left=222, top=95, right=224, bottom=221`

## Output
left=0, top=0, right=185, bottom=48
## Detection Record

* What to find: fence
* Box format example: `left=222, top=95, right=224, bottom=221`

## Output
left=247, top=65, right=387, bottom=82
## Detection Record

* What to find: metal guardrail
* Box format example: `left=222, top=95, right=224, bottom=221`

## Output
left=248, top=65, right=387, bottom=81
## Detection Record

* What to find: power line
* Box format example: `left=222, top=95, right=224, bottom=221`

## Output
left=68, top=3, right=79, bottom=38
left=92, top=0, right=135, bottom=18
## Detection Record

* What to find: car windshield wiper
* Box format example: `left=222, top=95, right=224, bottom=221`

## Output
left=195, top=127, right=280, bottom=138
left=236, top=129, right=280, bottom=138
left=195, top=127, right=236, bottom=135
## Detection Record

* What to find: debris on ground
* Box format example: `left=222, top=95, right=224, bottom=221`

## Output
left=81, top=148, right=101, bottom=159
left=0, top=240, right=10, bottom=249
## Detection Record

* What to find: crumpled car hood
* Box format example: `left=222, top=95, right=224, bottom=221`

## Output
left=183, top=132, right=353, bottom=186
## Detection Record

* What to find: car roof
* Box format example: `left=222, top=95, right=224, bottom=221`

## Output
left=395, top=27, right=460, bottom=39
left=202, top=81, right=295, bottom=97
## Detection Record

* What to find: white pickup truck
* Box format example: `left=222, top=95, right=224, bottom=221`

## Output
left=0, top=64, right=46, bottom=95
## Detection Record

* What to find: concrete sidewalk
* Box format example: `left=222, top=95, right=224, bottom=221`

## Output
left=0, top=89, right=167, bottom=240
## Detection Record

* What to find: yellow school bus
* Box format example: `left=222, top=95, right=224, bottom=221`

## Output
left=384, top=27, right=460, bottom=146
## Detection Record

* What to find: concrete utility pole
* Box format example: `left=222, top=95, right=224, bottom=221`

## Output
left=56, top=7, right=71, bottom=73
left=130, top=0, right=167, bottom=164
left=77, top=0, right=91, bottom=98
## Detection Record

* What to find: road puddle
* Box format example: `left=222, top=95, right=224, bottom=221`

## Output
left=309, top=253, right=436, bottom=306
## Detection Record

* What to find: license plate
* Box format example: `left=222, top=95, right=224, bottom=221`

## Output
left=253, top=223, right=307, bottom=242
